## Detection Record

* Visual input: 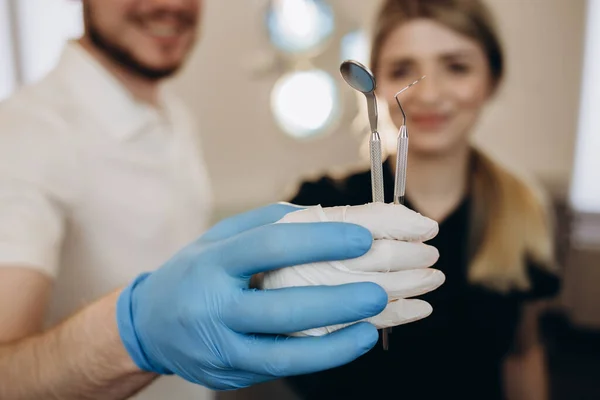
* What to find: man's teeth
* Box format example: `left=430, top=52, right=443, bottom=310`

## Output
left=146, top=23, right=180, bottom=37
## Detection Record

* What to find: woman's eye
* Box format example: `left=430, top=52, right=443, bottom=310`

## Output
left=389, top=67, right=411, bottom=79
left=448, top=63, right=471, bottom=74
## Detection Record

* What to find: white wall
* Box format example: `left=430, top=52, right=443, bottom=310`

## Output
left=570, top=0, right=600, bottom=215
left=170, top=0, right=587, bottom=217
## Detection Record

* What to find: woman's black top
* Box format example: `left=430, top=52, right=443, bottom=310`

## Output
left=284, top=160, right=560, bottom=400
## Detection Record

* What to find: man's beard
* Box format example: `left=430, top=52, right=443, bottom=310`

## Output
left=87, top=22, right=180, bottom=82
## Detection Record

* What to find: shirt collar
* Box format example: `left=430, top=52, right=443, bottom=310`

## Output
left=53, top=41, right=170, bottom=141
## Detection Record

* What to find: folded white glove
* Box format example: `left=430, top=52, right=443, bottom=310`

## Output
left=260, top=202, right=445, bottom=336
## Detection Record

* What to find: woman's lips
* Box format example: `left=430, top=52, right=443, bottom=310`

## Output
left=410, top=113, right=450, bottom=130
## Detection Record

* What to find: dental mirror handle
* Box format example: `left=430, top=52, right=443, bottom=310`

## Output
left=369, top=131, right=387, bottom=350
left=369, top=132, right=384, bottom=203
left=394, top=125, right=408, bottom=205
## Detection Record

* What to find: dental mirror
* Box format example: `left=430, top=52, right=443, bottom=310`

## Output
left=340, top=60, right=378, bottom=133
left=341, top=58, right=388, bottom=349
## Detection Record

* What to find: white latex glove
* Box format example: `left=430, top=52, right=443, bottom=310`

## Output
left=260, top=202, right=445, bottom=336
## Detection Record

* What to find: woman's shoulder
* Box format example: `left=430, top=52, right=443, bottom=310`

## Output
left=469, top=259, right=561, bottom=303
left=286, top=163, right=373, bottom=207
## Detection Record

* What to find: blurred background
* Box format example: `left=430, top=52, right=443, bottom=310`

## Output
left=1, top=0, right=599, bottom=398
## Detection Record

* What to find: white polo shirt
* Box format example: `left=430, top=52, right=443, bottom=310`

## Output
left=0, top=42, right=214, bottom=399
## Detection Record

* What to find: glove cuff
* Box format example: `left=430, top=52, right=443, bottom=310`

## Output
left=116, top=272, right=172, bottom=375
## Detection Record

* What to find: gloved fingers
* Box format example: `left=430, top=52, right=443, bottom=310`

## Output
left=294, top=299, right=433, bottom=336
left=262, top=266, right=445, bottom=300
left=376, top=268, right=446, bottom=298
left=341, top=239, right=439, bottom=272
left=200, top=203, right=304, bottom=243
left=231, top=322, right=378, bottom=377
left=218, top=222, right=373, bottom=277
left=367, top=298, right=433, bottom=329
left=278, top=203, right=438, bottom=242
left=223, top=282, right=387, bottom=334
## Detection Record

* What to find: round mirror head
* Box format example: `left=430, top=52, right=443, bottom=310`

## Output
left=340, top=60, right=376, bottom=93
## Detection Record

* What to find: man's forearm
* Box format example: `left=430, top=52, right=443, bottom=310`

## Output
left=0, top=289, right=157, bottom=400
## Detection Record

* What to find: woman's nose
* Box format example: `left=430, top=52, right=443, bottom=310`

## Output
left=412, top=73, right=442, bottom=106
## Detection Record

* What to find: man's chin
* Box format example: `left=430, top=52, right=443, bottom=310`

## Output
left=117, top=57, right=182, bottom=81
left=128, top=50, right=190, bottom=80
left=142, top=65, right=181, bottom=80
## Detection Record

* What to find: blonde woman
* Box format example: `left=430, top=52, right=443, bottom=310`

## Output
left=284, top=0, right=560, bottom=399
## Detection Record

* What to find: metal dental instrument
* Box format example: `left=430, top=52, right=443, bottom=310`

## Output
left=340, top=60, right=388, bottom=350
left=393, top=76, right=425, bottom=206
left=340, top=60, right=384, bottom=203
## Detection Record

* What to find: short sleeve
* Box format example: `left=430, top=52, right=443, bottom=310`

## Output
left=0, top=100, right=73, bottom=278
left=0, top=183, right=64, bottom=278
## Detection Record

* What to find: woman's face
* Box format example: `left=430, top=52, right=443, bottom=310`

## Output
left=376, top=19, right=494, bottom=156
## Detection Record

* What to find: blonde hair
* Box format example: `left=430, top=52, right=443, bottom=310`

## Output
left=369, top=0, right=556, bottom=293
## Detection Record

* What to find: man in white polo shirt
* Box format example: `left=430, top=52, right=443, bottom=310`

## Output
left=0, top=0, right=214, bottom=398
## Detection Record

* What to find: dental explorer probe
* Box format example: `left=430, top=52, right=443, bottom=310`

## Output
left=393, top=76, right=425, bottom=206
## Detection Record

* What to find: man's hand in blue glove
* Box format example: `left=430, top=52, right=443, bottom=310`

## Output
left=116, top=202, right=440, bottom=390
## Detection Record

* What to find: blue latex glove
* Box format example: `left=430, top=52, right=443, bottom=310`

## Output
left=116, top=203, right=388, bottom=390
